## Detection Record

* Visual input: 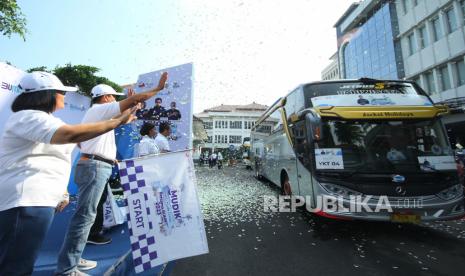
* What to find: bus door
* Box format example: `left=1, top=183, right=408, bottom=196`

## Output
left=289, top=119, right=315, bottom=205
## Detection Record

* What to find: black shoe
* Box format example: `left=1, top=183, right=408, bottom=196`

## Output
left=87, top=234, right=112, bottom=245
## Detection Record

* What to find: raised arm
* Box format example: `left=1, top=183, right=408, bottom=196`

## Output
left=50, top=108, right=137, bottom=144
left=119, top=72, right=168, bottom=113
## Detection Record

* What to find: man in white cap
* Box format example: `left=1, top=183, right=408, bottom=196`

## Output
left=55, top=73, right=167, bottom=276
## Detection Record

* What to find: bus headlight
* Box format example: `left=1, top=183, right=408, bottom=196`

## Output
left=436, top=184, right=463, bottom=201
left=320, top=183, right=362, bottom=198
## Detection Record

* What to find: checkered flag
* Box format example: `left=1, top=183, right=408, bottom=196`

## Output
left=118, top=151, right=208, bottom=273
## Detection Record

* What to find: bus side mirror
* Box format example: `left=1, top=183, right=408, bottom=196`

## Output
left=305, top=111, right=323, bottom=142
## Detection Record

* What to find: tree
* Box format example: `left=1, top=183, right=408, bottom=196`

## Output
left=26, top=66, right=50, bottom=73
left=0, top=0, right=27, bottom=40
left=27, top=63, right=122, bottom=98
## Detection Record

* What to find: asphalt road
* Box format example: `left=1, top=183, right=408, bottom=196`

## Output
left=171, top=166, right=465, bottom=276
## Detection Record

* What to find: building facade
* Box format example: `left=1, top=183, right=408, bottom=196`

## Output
left=335, top=0, right=404, bottom=80
left=334, top=0, right=465, bottom=147
left=195, top=103, right=268, bottom=154
left=396, top=0, right=465, bottom=145
left=321, top=52, right=340, bottom=80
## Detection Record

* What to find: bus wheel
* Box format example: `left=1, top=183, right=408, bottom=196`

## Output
left=281, top=174, right=292, bottom=196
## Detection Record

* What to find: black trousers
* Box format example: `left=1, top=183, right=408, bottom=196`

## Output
left=89, top=183, right=109, bottom=238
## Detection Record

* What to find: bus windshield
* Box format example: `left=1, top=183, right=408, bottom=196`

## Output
left=303, top=81, right=432, bottom=108
left=314, top=118, right=456, bottom=174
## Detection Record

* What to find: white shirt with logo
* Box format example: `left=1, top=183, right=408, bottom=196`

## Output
left=79, top=102, right=121, bottom=160
left=0, top=110, right=75, bottom=211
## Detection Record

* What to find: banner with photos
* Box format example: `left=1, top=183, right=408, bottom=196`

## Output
left=118, top=150, right=208, bottom=273
left=116, top=63, right=193, bottom=159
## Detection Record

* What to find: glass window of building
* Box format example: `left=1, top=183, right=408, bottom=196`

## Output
left=343, top=4, right=397, bottom=79
left=455, top=59, right=465, bottom=86
left=217, top=135, right=227, bottom=144
left=401, top=0, right=408, bottom=14
left=207, top=136, right=212, bottom=143
left=230, top=121, right=242, bottom=129
left=431, top=16, right=443, bottom=42
left=229, top=135, right=242, bottom=144
left=445, top=7, right=458, bottom=33
left=438, top=65, right=452, bottom=91
left=461, top=0, right=465, bottom=25
left=203, top=122, right=213, bottom=129
left=407, top=32, right=416, bottom=55
left=418, top=25, right=428, bottom=49
left=424, top=71, right=435, bottom=95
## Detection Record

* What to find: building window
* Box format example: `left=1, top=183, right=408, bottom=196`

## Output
left=424, top=71, right=435, bottom=95
left=207, top=136, right=212, bottom=143
left=343, top=4, right=398, bottom=79
left=244, top=121, right=253, bottom=129
left=431, top=16, right=443, bottom=42
left=418, top=25, right=428, bottom=49
left=203, top=122, right=213, bottom=129
left=407, top=32, right=416, bottom=55
left=455, top=59, right=465, bottom=86
left=229, top=135, right=242, bottom=144
left=214, top=135, right=228, bottom=144
left=445, top=7, right=458, bottom=33
left=229, top=121, right=242, bottom=129
left=438, top=65, right=451, bottom=91
left=256, top=124, right=272, bottom=134
left=401, top=0, right=408, bottom=14
left=215, top=120, right=228, bottom=129
left=461, top=0, right=465, bottom=25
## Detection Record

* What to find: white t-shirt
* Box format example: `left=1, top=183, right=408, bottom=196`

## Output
left=0, top=110, right=75, bottom=211
left=138, top=136, right=160, bottom=157
left=79, top=102, right=121, bottom=160
left=155, top=134, right=170, bottom=152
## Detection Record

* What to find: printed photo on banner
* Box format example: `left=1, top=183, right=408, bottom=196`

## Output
left=123, top=63, right=193, bottom=155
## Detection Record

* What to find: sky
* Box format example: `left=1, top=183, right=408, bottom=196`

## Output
left=0, top=0, right=354, bottom=113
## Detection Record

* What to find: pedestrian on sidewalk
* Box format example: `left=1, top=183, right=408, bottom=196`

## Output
left=217, top=152, right=223, bottom=169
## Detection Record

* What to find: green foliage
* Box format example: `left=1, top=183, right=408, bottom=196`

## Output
left=26, top=66, right=50, bottom=73
left=27, top=63, right=122, bottom=98
left=0, top=0, right=27, bottom=40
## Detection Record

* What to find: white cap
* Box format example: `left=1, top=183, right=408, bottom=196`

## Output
left=19, top=71, right=78, bottom=93
left=91, top=84, right=125, bottom=98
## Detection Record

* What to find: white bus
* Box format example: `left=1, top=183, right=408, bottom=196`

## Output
left=251, top=79, right=465, bottom=222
